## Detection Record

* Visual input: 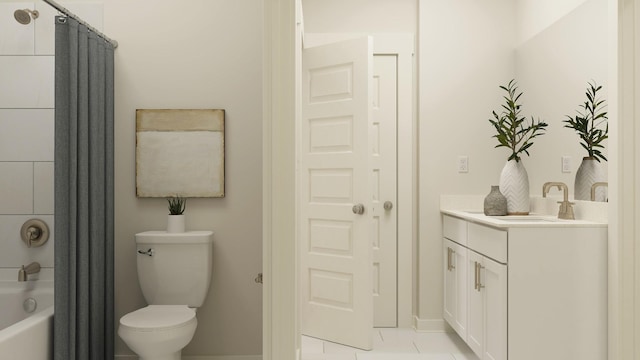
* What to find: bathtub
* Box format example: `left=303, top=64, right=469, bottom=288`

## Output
left=0, top=269, right=54, bottom=360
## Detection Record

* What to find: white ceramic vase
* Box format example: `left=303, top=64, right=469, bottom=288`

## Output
left=575, top=157, right=607, bottom=201
left=167, top=214, right=186, bottom=233
left=499, top=160, right=530, bottom=215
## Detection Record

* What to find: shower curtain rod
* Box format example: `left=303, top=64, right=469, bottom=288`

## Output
left=42, top=0, right=118, bottom=49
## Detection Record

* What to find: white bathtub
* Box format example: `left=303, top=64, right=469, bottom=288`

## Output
left=0, top=269, right=54, bottom=360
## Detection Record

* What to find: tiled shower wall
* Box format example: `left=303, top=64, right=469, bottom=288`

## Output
left=0, top=2, right=103, bottom=269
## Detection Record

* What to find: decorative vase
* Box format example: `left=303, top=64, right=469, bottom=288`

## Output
left=575, top=157, right=607, bottom=201
left=484, top=185, right=508, bottom=216
left=499, top=160, right=530, bottom=215
left=167, top=214, right=185, bottom=233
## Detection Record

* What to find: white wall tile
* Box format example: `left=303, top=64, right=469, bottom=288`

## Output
left=0, top=56, right=54, bottom=108
left=0, top=3, right=35, bottom=55
left=0, top=109, right=54, bottom=161
left=35, top=2, right=104, bottom=55
left=0, top=162, right=33, bottom=214
left=0, top=215, right=54, bottom=267
left=33, top=162, right=54, bottom=214
left=33, top=1, right=57, bottom=56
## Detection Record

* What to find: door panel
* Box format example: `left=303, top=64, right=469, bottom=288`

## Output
left=372, top=55, right=398, bottom=327
left=300, top=36, right=373, bottom=350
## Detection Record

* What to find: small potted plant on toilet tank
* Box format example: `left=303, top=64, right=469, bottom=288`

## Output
left=166, top=196, right=187, bottom=233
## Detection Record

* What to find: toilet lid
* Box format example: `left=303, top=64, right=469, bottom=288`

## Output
left=120, top=305, right=196, bottom=332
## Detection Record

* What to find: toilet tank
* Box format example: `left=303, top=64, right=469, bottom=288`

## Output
left=135, top=231, right=213, bottom=307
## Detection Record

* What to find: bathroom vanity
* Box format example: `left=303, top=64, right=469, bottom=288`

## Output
left=441, top=210, right=607, bottom=360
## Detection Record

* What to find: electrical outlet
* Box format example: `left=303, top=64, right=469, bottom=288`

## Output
left=458, top=156, right=469, bottom=173
left=562, top=156, right=572, bottom=173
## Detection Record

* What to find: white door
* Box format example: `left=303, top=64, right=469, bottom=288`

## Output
left=300, top=37, right=374, bottom=350
left=372, top=54, right=398, bottom=327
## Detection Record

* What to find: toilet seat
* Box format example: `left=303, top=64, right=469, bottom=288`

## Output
left=119, top=305, right=196, bottom=332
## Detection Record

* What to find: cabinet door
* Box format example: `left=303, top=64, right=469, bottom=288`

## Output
left=467, top=251, right=484, bottom=358
left=467, top=251, right=507, bottom=360
left=443, top=239, right=456, bottom=326
left=443, top=239, right=467, bottom=338
left=482, top=256, right=507, bottom=360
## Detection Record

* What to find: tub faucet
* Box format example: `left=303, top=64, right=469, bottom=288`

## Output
left=18, top=262, right=41, bottom=282
left=542, top=182, right=575, bottom=220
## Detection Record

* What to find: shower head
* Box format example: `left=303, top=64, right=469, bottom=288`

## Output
left=14, top=9, right=39, bottom=25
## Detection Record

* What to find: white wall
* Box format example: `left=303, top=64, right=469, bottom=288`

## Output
left=0, top=1, right=103, bottom=271
left=301, top=0, right=416, bottom=34
left=103, top=0, right=263, bottom=357
left=516, top=0, right=589, bottom=44
left=418, top=0, right=516, bottom=326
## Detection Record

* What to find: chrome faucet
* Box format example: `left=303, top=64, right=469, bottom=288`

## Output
left=590, top=182, right=608, bottom=201
left=18, top=262, right=41, bottom=282
left=542, top=182, right=575, bottom=220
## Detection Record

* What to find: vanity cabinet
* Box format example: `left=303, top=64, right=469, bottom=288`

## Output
left=442, top=213, right=607, bottom=360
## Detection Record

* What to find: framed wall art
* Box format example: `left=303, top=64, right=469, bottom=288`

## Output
left=135, top=109, right=225, bottom=198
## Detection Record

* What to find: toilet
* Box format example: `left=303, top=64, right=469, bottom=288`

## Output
left=118, top=230, right=213, bottom=360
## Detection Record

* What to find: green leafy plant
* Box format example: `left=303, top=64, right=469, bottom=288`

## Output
left=563, top=81, right=608, bottom=162
left=488, top=79, right=548, bottom=162
left=167, top=197, right=186, bottom=215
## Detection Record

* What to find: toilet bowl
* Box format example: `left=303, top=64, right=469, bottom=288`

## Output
left=118, top=305, right=197, bottom=360
left=118, top=231, right=213, bottom=360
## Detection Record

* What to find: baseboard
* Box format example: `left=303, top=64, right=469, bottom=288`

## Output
left=413, top=316, right=449, bottom=332
left=115, top=355, right=262, bottom=360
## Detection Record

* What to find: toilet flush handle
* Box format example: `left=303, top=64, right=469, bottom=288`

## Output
left=137, top=248, right=154, bottom=257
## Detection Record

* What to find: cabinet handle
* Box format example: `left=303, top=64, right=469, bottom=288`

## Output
left=447, top=247, right=456, bottom=271
left=476, top=262, right=485, bottom=292
left=473, top=261, right=478, bottom=290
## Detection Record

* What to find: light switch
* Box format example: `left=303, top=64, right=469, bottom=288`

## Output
left=562, top=156, right=571, bottom=173
left=458, top=156, right=469, bottom=173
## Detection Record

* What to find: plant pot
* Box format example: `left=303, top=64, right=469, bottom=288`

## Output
left=484, top=185, right=508, bottom=216
left=499, top=160, right=530, bottom=215
left=575, top=157, right=607, bottom=201
left=167, top=214, right=186, bottom=233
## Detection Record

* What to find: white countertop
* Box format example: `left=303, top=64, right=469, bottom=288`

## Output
left=441, top=209, right=608, bottom=228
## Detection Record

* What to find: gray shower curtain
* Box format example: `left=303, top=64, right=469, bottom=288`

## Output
left=54, top=16, right=114, bottom=360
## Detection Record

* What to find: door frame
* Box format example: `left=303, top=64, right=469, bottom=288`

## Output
left=303, top=33, right=416, bottom=329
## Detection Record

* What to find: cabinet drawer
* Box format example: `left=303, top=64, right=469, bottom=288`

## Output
left=468, top=222, right=507, bottom=263
left=443, top=215, right=467, bottom=246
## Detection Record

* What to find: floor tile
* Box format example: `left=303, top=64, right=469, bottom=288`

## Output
left=302, top=335, right=325, bottom=354
left=324, top=340, right=368, bottom=354
left=301, top=328, right=479, bottom=360
left=302, top=354, right=357, bottom=360
left=413, top=332, right=473, bottom=354
left=357, top=354, right=454, bottom=360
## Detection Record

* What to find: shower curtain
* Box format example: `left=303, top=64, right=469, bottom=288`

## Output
left=53, top=16, right=114, bottom=360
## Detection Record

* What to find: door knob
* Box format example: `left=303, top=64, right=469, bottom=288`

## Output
left=352, top=203, right=365, bottom=215
left=383, top=201, right=393, bottom=211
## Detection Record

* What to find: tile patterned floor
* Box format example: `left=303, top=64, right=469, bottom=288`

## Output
left=301, top=328, right=480, bottom=360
